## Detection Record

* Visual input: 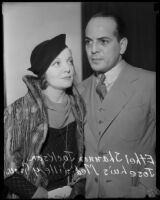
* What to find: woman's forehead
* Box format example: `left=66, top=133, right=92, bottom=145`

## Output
left=56, top=47, right=72, bottom=59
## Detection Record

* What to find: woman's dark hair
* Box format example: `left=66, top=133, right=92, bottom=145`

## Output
left=39, top=74, right=49, bottom=90
left=88, top=11, right=127, bottom=41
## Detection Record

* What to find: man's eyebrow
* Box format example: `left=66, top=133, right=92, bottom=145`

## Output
left=85, top=36, right=111, bottom=40
left=84, top=37, right=92, bottom=40
left=97, top=36, right=111, bottom=40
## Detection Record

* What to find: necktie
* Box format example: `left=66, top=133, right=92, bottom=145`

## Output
left=96, top=74, right=107, bottom=101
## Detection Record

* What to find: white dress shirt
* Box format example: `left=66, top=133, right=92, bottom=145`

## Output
left=97, top=59, right=124, bottom=92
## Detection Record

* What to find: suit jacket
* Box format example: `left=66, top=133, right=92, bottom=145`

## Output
left=78, top=60, right=157, bottom=198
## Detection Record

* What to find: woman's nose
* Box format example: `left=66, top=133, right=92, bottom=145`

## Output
left=64, top=62, right=71, bottom=72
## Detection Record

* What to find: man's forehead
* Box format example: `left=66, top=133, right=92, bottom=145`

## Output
left=85, top=17, right=117, bottom=39
left=87, top=17, right=116, bottom=29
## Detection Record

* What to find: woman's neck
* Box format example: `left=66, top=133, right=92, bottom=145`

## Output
left=42, top=86, right=67, bottom=104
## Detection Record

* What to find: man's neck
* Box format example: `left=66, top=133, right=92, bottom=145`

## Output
left=104, top=58, right=124, bottom=85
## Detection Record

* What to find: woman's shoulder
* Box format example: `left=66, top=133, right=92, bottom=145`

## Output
left=4, top=93, right=37, bottom=117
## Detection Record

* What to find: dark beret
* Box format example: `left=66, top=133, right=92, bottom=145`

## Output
left=28, top=34, right=67, bottom=77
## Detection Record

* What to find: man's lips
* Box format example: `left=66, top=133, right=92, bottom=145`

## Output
left=91, top=58, right=103, bottom=63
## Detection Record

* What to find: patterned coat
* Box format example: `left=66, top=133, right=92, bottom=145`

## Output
left=4, top=75, right=86, bottom=198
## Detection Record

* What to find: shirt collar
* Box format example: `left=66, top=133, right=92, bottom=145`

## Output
left=104, top=59, right=124, bottom=86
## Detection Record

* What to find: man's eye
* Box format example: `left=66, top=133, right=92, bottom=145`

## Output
left=85, top=39, right=92, bottom=45
left=100, top=39, right=109, bottom=45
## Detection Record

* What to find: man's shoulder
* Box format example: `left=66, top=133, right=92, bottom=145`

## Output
left=133, top=66, right=155, bottom=83
left=134, top=65, right=155, bottom=76
left=126, top=61, right=155, bottom=81
left=125, top=63, right=156, bottom=92
left=77, top=75, right=93, bottom=93
left=80, top=75, right=93, bottom=85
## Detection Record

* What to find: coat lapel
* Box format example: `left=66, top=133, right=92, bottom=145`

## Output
left=81, top=75, right=99, bottom=142
left=98, top=63, right=139, bottom=140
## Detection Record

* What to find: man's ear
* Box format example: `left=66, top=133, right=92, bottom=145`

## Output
left=120, top=37, right=128, bottom=55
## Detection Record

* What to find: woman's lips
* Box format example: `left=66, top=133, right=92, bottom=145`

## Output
left=62, top=76, right=72, bottom=80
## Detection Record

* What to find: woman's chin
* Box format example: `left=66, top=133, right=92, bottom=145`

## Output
left=60, top=82, right=73, bottom=89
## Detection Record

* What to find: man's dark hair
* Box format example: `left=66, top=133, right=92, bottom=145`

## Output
left=88, top=11, right=126, bottom=41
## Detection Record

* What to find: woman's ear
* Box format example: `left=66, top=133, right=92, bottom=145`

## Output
left=120, top=37, right=128, bottom=55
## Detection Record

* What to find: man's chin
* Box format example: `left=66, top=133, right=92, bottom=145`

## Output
left=91, top=65, right=107, bottom=73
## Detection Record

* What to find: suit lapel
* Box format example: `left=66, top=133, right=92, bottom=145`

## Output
left=98, top=63, right=139, bottom=140
left=81, top=75, right=99, bottom=142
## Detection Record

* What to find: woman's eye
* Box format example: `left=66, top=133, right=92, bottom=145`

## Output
left=56, top=61, right=60, bottom=65
left=68, top=59, right=73, bottom=65
left=51, top=61, right=60, bottom=67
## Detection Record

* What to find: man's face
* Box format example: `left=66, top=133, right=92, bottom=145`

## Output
left=85, top=17, right=127, bottom=73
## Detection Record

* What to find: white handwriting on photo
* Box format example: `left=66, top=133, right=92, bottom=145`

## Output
left=6, top=151, right=155, bottom=178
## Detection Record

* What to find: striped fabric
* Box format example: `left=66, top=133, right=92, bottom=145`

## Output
left=4, top=75, right=86, bottom=198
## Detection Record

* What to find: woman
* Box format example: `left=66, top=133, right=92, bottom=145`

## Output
left=4, top=34, right=86, bottom=199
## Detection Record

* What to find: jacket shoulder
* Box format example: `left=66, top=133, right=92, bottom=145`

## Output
left=130, top=65, right=155, bottom=78
left=77, top=75, right=93, bottom=94
left=126, top=62, right=155, bottom=85
left=134, top=67, right=155, bottom=87
left=4, top=96, right=24, bottom=113
left=4, top=93, right=36, bottom=118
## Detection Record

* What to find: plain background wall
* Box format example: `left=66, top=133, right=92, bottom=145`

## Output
left=3, top=2, right=81, bottom=106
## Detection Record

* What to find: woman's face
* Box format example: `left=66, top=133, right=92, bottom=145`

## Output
left=45, top=47, right=75, bottom=90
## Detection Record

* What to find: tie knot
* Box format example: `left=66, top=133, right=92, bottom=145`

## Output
left=96, top=73, right=107, bottom=101
left=99, top=73, right=106, bottom=83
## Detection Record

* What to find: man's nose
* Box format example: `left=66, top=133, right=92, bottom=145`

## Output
left=91, top=42, right=99, bottom=54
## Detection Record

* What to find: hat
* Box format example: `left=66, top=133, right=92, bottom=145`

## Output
left=28, top=34, right=67, bottom=77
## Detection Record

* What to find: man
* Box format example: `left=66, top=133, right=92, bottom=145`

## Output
left=78, top=12, right=158, bottom=198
